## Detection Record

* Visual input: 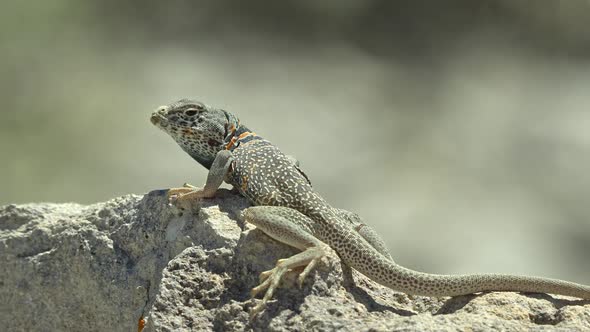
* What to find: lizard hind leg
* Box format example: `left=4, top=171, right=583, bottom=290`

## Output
left=334, top=208, right=395, bottom=262
left=243, top=206, right=328, bottom=317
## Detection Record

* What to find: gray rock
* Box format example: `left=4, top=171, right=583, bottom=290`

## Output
left=1, top=190, right=589, bottom=331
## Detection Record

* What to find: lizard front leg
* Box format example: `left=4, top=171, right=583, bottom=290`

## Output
left=243, top=206, right=330, bottom=317
left=168, top=150, right=233, bottom=203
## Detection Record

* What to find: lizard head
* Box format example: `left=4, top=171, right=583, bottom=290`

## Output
left=150, top=99, right=239, bottom=169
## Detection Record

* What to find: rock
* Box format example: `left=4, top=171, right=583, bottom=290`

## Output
left=1, top=190, right=589, bottom=331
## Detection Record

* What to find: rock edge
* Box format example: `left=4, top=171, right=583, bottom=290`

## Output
left=1, top=191, right=589, bottom=331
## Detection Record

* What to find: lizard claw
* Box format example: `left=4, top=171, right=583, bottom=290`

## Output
left=259, top=270, right=273, bottom=283
left=167, top=184, right=206, bottom=205
left=248, top=246, right=326, bottom=317
left=297, top=256, right=321, bottom=288
left=167, top=187, right=194, bottom=198
left=249, top=264, right=289, bottom=317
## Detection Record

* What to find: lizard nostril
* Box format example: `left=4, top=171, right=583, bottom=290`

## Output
left=155, top=106, right=168, bottom=114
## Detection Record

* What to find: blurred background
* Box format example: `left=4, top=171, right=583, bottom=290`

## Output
left=2, top=1, right=589, bottom=283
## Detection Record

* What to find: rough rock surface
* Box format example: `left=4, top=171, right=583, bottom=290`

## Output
left=1, top=190, right=589, bottom=331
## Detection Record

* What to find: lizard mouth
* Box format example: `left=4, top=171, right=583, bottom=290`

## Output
left=150, top=112, right=169, bottom=128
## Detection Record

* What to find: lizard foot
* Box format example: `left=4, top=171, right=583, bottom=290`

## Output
left=167, top=183, right=206, bottom=205
left=249, top=246, right=326, bottom=318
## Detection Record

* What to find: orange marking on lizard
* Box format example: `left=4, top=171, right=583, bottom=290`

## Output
left=225, top=136, right=238, bottom=150
left=238, top=131, right=257, bottom=139
left=226, top=131, right=259, bottom=150
left=138, top=317, right=146, bottom=332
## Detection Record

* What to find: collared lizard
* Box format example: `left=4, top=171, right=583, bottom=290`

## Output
left=150, top=99, right=590, bottom=317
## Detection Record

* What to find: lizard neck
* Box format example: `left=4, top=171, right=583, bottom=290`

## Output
left=224, top=124, right=264, bottom=151
left=183, top=109, right=241, bottom=170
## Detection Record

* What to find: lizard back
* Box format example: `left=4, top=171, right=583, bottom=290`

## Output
left=228, top=139, right=330, bottom=217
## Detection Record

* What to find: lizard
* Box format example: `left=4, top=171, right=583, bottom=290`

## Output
left=150, top=98, right=590, bottom=317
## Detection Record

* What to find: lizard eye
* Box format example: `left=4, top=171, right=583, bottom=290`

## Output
left=185, top=110, right=197, bottom=116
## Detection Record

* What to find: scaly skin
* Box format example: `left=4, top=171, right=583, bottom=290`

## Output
left=150, top=99, right=590, bottom=316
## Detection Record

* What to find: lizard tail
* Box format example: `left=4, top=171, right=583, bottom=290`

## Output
left=335, top=225, right=590, bottom=299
